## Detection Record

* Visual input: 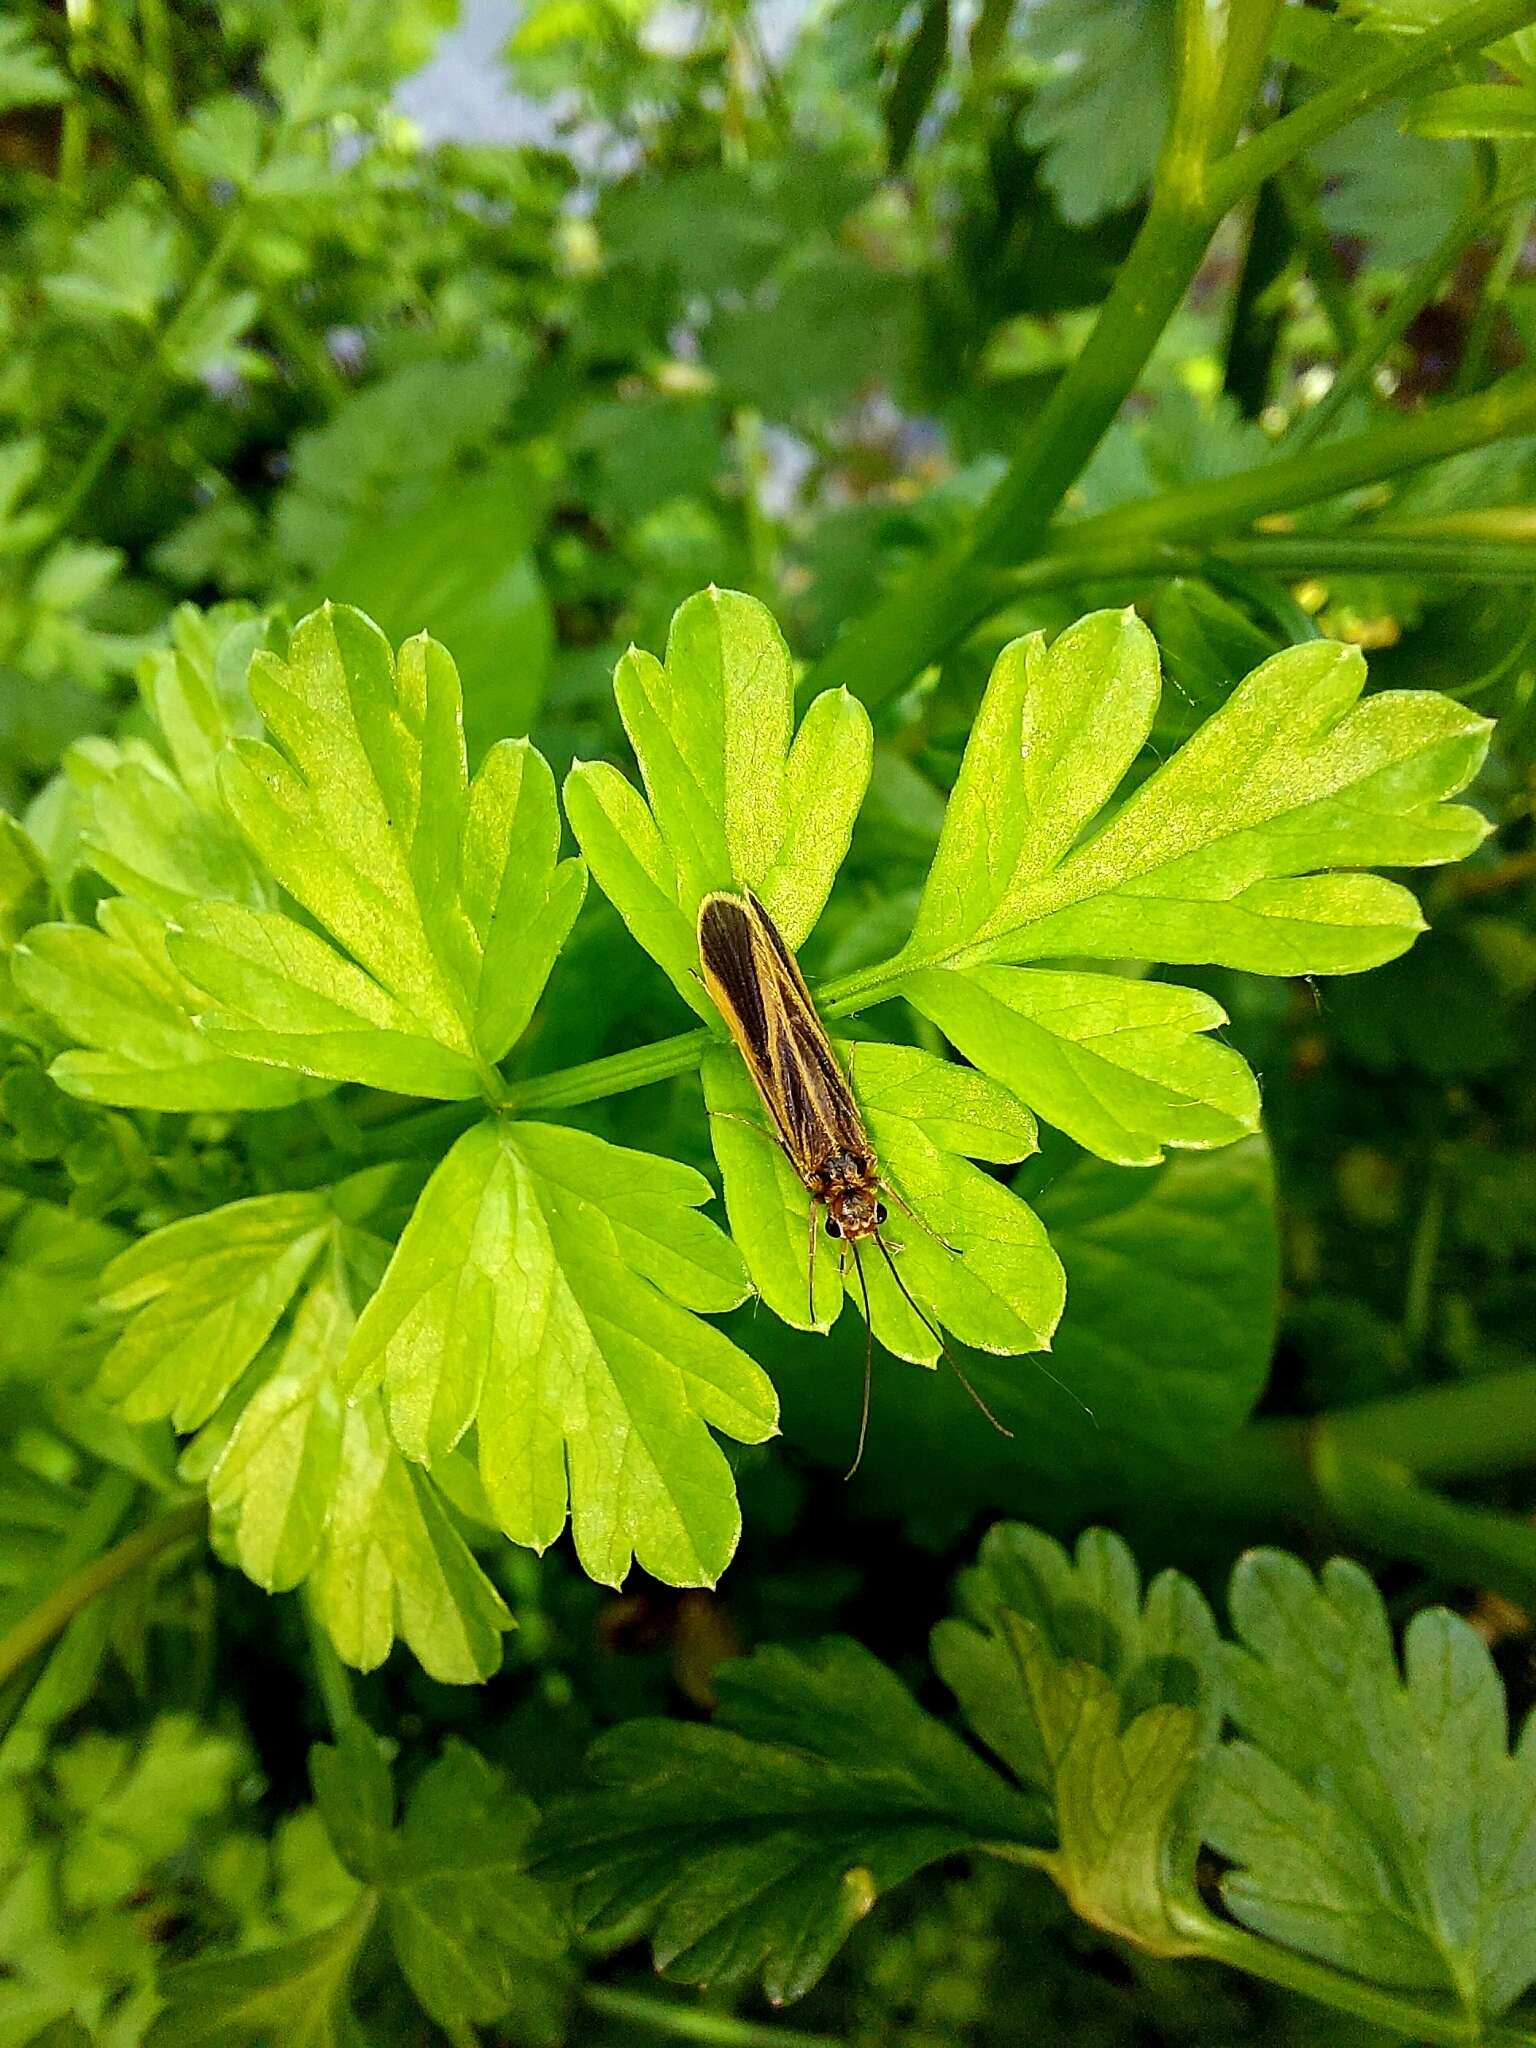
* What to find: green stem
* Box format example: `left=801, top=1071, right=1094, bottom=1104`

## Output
left=1457, top=195, right=1533, bottom=393
left=804, top=0, right=1536, bottom=710
left=1171, top=1368, right=1536, bottom=1605
left=303, top=1592, right=360, bottom=1739
left=580, top=1986, right=844, bottom=2048
left=505, top=1029, right=712, bottom=1114
left=1004, top=526, right=1536, bottom=590
left=1287, top=181, right=1536, bottom=452
left=1061, top=365, right=1536, bottom=550
left=0, top=1468, right=136, bottom=1637
left=1210, top=0, right=1536, bottom=213
left=1187, top=1911, right=1534, bottom=2047
left=799, top=200, right=1216, bottom=709
left=967, top=0, right=1016, bottom=76
left=1315, top=1437, right=1536, bottom=1612
left=0, top=1498, right=204, bottom=1690
left=1329, top=1366, right=1536, bottom=1482
left=1209, top=0, right=1290, bottom=155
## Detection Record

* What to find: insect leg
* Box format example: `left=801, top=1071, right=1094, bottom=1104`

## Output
left=706, top=1109, right=778, bottom=1144
left=844, top=1238, right=874, bottom=1481
left=881, top=1173, right=961, bottom=1257
left=873, top=1232, right=1014, bottom=1440
left=806, top=1192, right=819, bottom=1325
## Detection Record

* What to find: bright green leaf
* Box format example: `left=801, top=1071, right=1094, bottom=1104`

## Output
left=170, top=604, right=584, bottom=1096
left=708, top=1037, right=1061, bottom=1362
left=198, top=1243, right=513, bottom=1682
left=67, top=738, right=265, bottom=916
left=54, top=1716, right=244, bottom=1912
left=207, top=1263, right=352, bottom=1592
left=565, top=586, right=872, bottom=1014
left=13, top=900, right=322, bottom=1112
left=902, top=620, right=1487, bottom=978
left=904, top=965, right=1261, bottom=1167
left=342, top=1117, right=772, bottom=1588
left=98, top=1191, right=333, bottom=1429
left=934, top=1523, right=1224, bottom=1787
left=45, top=204, right=182, bottom=327
left=139, top=603, right=270, bottom=811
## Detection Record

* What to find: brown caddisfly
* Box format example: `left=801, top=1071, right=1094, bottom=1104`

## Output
left=697, top=887, right=1011, bottom=1474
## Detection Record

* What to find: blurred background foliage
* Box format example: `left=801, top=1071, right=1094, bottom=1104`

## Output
left=1, top=0, right=1536, bottom=2042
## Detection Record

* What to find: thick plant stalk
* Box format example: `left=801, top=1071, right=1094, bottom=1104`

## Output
left=804, top=0, right=1536, bottom=711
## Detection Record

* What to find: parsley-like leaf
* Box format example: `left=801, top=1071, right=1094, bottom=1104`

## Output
left=195, top=1246, right=512, bottom=1684
left=381, top=1740, right=570, bottom=2034
left=903, top=612, right=1489, bottom=975
left=1206, top=1551, right=1536, bottom=2017
left=706, top=1039, right=1063, bottom=1358
left=898, top=610, right=1491, bottom=1164
left=14, top=901, right=319, bottom=1111
left=539, top=1637, right=1043, bottom=2004
left=97, top=1191, right=335, bottom=1429
left=145, top=1900, right=373, bottom=2047
left=1017, top=0, right=1172, bottom=224
left=340, top=1117, right=774, bottom=1588
left=177, top=1729, right=572, bottom=2044
left=170, top=603, right=584, bottom=1098
left=564, top=585, right=872, bottom=1012
left=933, top=1522, right=1220, bottom=1951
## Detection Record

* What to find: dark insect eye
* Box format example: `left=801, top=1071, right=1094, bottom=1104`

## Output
left=875, top=1203, right=888, bottom=1225
left=824, top=1215, right=842, bottom=1238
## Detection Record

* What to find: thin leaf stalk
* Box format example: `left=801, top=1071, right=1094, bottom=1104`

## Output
left=1457, top=194, right=1535, bottom=393
left=0, top=1497, right=205, bottom=1690
left=1285, top=177, right=1536, bottom=452
left=1209, top=0, right=1536, bottom=213
left=579, top=1987, right=845, bottom=2048
left=1060, top=365, right=1536, bottom=550
left=1183, top=1909, right=1533, bottom=2046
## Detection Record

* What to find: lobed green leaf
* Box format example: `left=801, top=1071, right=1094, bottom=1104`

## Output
left=709, top=1037, right=1061, bottom=1361
left=170, top=604, right=583, bottom=1097
left=538, top=1638, right=1044, bottom=2005
left=565, top=586, right=872, bottom=1014
left=14, top=900, right=321, bottom=1112
left=1206, top=1552, right=1536, bottom=2017
left=341, top=1117, right=774, bottom=1588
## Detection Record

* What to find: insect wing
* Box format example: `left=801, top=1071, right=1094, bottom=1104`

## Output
left=697, top=891, right=866, bottom=1182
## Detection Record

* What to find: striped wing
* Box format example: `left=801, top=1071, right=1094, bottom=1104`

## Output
left=697, top=890, right=868, bottom=1185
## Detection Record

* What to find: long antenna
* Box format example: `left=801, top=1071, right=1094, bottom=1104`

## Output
left=873, top=1232, right=1014, bottom=1440
left=844, top=1240, right=874, bottom=1480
